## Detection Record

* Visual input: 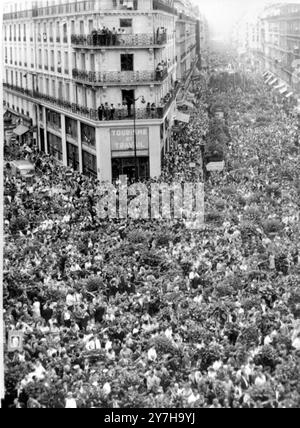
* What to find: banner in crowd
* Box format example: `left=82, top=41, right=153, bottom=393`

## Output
left=7, top=331, right=24, bottom=353
left=206, top=161, right=225, bottom=171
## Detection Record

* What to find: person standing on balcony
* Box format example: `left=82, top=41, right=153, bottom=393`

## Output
left=98, top=105, right=104, bottom=121
left=146, top=102, right=151, bottom=118
left=99, top=27, right=105, bottom=46
left=104, top=103, right=110, bottom=121
left=110, top=104, right=116, bottom=120
left=112, top=28, right=117, bottom=46
left=92, top=29, right=97, bottom=46
left=151, top=103, right=156, bottom=118
left=156, top=63, right=163, bottom=80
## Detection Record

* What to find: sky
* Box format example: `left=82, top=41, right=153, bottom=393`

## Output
left=195, top=0, right=300, bottom=39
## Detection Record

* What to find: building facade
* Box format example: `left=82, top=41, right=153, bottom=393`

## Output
left=3, top=0, right=202, bottom=182
left=261, top=3, right=300, bottom=98
left=233, top=3, right=300, bottom=102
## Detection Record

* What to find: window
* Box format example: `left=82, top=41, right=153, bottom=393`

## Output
left=44, top=49, right=48, bottom=69
left=72, top=52, right=77, bottom=69
left=80, top=21, right=84, bottom=34
left=56, top=22, right=60, bottom=42
left=81, top=53, right=85, bottom=69
left=120, top=19, right=133, bottom=33
left=58, top=81, right=63, bottom=99
left=88, top=20, right=94, bottom=33
left=64, top=52, right=69, bottom=74
left=45, top=79, right=49, bottom=95
left=67, top=143, right=79, bottom=170
left=82, top=150, right=97, bottom=177
left=66, top=83, right=70, bottom=101
left=39, top=106, right=43, bottom=121
left=47, top=109, right=61, bottom=129
left=81, top=123, right=95, bottom=148
left=38, top=49, right=42, bottom=69
left=121, top=54, right=134, bottom=71
left=51, top=50, right=55, bottom=71
left=23, top=24, right=26, bottom=41
left=47, top=132, right=63, bottom=161
left=71, top=21, right=75, bottom=35
left=66, top=116, right=77, bottom=139
left=57, top=51, right=62, bottom=73
left=63, top=23, right=68, bottom=43
left=49, top=22, right=53, bottom=42
left=90, top=54, right=95, bottom=71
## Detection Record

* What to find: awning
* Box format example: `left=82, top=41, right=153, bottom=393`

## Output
left=175, top=110, right=190, bottom=123
left=269, top=78, right=278, bottom=86
left=177, top=100, right=195, bottom=109
left=265, top=75, right=274, bottom=84
left=13, top=124, right=29, bottom=136
left=279, top=87, right=288, bottom=94
left=286, top=92, right=294, bottom=98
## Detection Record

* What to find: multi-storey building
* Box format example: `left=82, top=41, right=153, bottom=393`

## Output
left=234, top=3, right=300, bottom=102
left=3, top=0, right=201, bottom=182
left=261, top=3, right=300, bottom=98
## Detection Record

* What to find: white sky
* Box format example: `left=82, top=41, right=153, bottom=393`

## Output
left=195, top=0, right=300, bottom=38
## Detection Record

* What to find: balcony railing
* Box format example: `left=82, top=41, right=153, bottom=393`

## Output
left=72, top=68, right=168, bottom=84
left=4, top=1, right=177, bottom=20
left=71, top=32, right=167, bottom=48
left=3, top=82, right=179, bottom=122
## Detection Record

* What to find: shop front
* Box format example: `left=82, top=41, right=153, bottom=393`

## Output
left=110, top=127, right=149, bottom=182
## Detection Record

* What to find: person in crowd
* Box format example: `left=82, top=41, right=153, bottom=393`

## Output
left=3, top=57, right=300, bottom=409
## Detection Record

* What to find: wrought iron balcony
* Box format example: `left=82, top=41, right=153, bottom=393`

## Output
left=3, top=82, right=179, bottom=122
left=71, top=32, right=167, bottom=48
left=72, top=68, right=168, bottom=85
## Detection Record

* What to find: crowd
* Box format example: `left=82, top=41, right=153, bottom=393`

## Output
left=3, top=53, right=300, bottom=408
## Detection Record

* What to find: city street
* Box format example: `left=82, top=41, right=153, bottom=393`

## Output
left=2, top=0, right=300, bottom=411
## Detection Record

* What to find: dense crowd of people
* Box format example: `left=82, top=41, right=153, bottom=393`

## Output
left=3, top=53, right=300, bottom=408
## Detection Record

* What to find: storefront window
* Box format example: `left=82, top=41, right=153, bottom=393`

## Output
left=67, top=142, right=79, bottom=170
left=66, top=116, right=78, bottom=140
left=82, top=150, right=97, bottom=177
left=81, top=123, right=95, bottom=147
left=46, top=109, right=61, bottom=130
left=47, top=132, right=63, bottom=161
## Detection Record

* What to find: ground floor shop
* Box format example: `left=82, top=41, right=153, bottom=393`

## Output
left=35, top=104, right=175, bottom=182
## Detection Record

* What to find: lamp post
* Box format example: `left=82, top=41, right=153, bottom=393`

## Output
left=129, top=95, right=145, bottom=182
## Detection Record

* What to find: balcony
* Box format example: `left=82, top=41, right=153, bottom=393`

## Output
left=3, top=82, right=179, bottom=122
left=72, top=68, right=168, bottom=86
left=71, top=32, right=167, bottom=49
left=34, top=0, right=140, bottom=17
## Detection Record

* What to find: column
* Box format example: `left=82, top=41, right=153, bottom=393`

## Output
left=149, top=125, right=161, bottom=178
left=43, top=106, right=48, bottom=154
left=77, top=120, right=83, bottom=173
left=96, top=127, right=112, bottom=182
left=61, top=113, right=67, bottom=166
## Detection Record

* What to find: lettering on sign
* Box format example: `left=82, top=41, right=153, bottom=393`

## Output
left=110, top=128, right=149, bottom=152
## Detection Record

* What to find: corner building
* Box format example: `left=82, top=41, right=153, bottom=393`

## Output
left=3, top=0, right=200, bottom=182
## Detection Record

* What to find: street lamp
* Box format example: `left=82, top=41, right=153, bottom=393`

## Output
left=129, top=95, right=146, bottom=182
